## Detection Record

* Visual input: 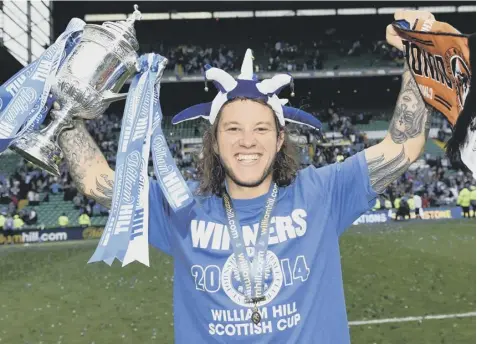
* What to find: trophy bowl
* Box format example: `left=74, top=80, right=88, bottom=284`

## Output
left=10, top=9, right=142, bottom=176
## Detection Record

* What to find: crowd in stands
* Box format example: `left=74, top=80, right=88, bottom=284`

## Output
left=0, top=102, right=474, bottom=231
left=157, top=35, right=404, bottom=77
left=160, top=44, right=240, bottom=77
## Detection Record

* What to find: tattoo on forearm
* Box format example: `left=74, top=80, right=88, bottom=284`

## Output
left=365, top=67, right=436, bottom=194
left=58, top=120, right=106, bottom=193
left=89, top=174, right=114, bottom=208
left=388, top=69, right=433, bottom=144
left=367, top=147, right=411, bottom=194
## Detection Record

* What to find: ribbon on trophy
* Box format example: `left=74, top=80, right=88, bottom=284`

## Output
left=89, top=53, right=194, bottom=267
left=0, top=18, right=85, bottom=153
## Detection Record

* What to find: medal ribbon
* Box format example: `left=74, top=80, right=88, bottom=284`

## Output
left=222, top=182, right=279, bottom=303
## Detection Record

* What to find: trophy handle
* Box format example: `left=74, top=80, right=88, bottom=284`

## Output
left=102, top=90, right=128, bottom=106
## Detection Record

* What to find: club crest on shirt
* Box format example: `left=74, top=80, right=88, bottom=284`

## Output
left=221, top=250, right=283, bottom=307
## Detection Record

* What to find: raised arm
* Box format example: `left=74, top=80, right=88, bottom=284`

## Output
left=364, top=64, right=434, bottom=194
left=58, top=119, right=115, bottom=208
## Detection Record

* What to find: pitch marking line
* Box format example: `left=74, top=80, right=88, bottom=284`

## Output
left=349, top=312, right=476, bottom=326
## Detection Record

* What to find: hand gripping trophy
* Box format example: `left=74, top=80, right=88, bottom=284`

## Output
left=10, top=5, right=143, bottom=176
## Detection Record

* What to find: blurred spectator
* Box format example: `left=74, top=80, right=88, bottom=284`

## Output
left=78, top=213, right=91, bottom=227
left=372, top=198, right=381, bottom=211
left=407, top=194, right=415, bottom=214
left=50, top=179, right=61, bottom=194
left=63, top=180, right=76, bottom=201
left=25, top=208, right=38, bottom=225
left=413, top=193, right=423, bottom=219
left=395, top=197, right=411, bottom=221
left=58, top=213, right=69, bottom=228
left=471, top=186, right=476, bottom=217
left=394, top=194, right=401, bottom=209
left=0, top=212, right=5, bottom=230
left=27, top=189, right=35, bottom=203
left=84, top=203, right=92, bottom=217
left=457, top=184, right=471, bottom=218
left=4, top=215, right=13, bottom=230
left=13, top=214, right=24, bottom=229
left=384, top=197, right=392, bottom=209
left=73, top=194, right=83, bottom=209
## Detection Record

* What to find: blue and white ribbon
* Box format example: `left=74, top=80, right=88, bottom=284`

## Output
left=0, top=18, right=85, bottom=153
left=150, top=74, right=193, bottom=212
left=88, top=53, right=193, bottom=267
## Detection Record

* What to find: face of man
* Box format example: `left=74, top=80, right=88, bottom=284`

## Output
left=215, top=99, right=284, bottom=189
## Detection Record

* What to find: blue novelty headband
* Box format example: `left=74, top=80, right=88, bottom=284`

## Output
left=172, top=49, right=322, bottom=131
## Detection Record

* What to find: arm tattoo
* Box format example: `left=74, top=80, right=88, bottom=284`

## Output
left=58, top=120, right=111, bottom=196
left=90, top=174, right=114, bottom=208
left=365, top=66, right=435, bottom=194
left=367, top=147, right=411, bottom=194
left=388, top=68, right=433, bottom=144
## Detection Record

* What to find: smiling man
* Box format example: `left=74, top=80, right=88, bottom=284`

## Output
left=58, top=11, right=437, bottom=344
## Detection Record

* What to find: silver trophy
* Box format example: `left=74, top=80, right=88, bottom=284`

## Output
left=10, top=6, right=142, bottom=176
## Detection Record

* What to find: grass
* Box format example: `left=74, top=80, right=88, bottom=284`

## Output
left=0, top=220, right=474, bottom=344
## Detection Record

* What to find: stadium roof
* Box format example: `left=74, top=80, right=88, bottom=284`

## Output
left=52, top=1, right=473, bottom=32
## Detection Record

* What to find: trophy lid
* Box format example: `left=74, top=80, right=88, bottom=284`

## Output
left=102, top=4, right=141, bottom=51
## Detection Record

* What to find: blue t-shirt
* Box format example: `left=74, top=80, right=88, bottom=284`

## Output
left=149, top=151, right=377, bottom=343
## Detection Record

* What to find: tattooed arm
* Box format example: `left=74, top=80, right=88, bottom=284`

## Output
left=58, top=119, right=115, bottom=208
left=364, top=65, right=434, bottom=194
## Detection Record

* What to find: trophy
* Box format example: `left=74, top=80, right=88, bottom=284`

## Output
left=10, top=6, right=142, bottom=176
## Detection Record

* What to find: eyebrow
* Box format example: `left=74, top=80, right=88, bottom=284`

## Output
left=255, top=121, right=273, bottom=126
left=222, top=121, right=241, bottom=126
left=222, top=121, right=273, bottom=126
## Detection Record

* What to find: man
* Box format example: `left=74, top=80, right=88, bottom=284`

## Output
left=57, top=11, right=434, bottom=344
left=393, top=194, right=401, bottom=209
left=384, top=197, right=392, bottom=210
left=50, top=178, right=61, bottom=194
left=0, top=211, right=5, bottom=230
left=470, top=185, right=476, bottom=217
left=58, top=213, right=69, bottom=228
left=12, top=214, right=24, bottom=230
left=78, top=212, right=91, bottom=227
left=396, top=196, right=411, bottom=221
left=457, top=184, right=471, bottom=218
left=407, top=193, right=416, bottom=215
left=26, top=208, right=38, bottom=225
left=372, top=197, right=381, bottom=211
left=413, top=192, right=423, bottom=219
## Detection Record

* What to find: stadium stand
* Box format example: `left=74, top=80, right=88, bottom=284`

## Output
left=0, top=3, right=474, bottom=230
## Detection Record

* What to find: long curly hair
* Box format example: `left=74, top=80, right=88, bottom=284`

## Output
left=196, top=97, right=300, bottom=196
left=446, top=33, right=476, bottom=171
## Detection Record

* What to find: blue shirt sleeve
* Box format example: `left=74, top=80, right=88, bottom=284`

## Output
left=148, top=178, right=175, bottom=256
left=305, top=151, right=377, bottom=236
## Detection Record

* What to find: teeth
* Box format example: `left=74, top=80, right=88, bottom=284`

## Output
left=237, top=154, right=259, bottom=161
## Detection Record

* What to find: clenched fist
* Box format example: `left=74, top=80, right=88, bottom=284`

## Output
left=386, top=10, right=435, bottom=51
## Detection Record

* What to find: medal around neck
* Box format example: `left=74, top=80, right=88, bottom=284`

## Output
left=251, top=306, right=262, bottom=325
left=222, top=182, right=279, bottom=324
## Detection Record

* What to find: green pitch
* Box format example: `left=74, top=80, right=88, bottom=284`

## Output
left=0, top=220, right=474, bottom=343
